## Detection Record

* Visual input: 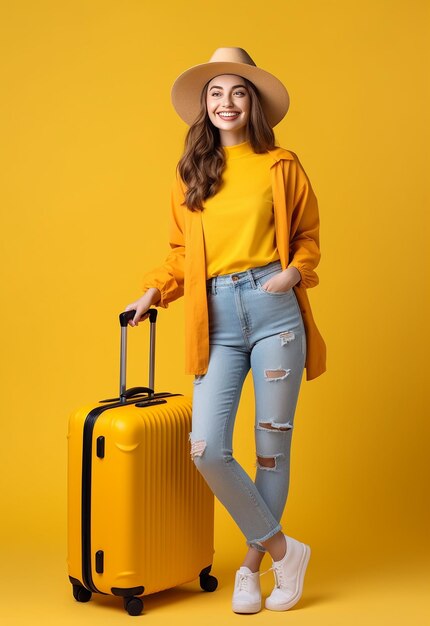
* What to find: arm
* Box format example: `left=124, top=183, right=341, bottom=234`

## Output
left=287, top=163, right=321, bottom=289
left=141, top=169, right=186, bottom=308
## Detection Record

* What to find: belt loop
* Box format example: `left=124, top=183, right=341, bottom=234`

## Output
left=212, top=276, right=217, bottom=295
left=248, top=268, right=257, bottom=289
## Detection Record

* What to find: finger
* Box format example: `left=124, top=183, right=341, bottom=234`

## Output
left=134, top=310, right=149, bottom=325
left=128, top=310, right=138, bottom=326
left=133, top=310, right=144, bottom=325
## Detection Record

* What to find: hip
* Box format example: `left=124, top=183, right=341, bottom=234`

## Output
left=205, top=260, right=306, bottom=350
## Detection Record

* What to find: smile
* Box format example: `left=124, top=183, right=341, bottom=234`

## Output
left=217, top=111, right=241, bottom=119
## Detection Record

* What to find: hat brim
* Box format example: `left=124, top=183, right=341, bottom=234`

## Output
left=171, top=61, right=290, bottom=128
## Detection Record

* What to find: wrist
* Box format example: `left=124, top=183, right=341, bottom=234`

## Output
left=146, top=287, right=161, bottom=304
left=283, top=266, right=301, bottom=287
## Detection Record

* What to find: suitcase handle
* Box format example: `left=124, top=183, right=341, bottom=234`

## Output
left=121, top=386, right=154, bottom=399
left=119, top=309, right=158, bottom=326
left=118, top=308, right=158, bottom=403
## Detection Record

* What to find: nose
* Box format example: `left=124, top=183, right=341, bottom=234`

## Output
left=221, top=92, right=234, bottom=107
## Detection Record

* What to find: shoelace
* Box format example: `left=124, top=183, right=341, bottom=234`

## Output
left=236, top=563, right=288, bottom=590
left=237, top=567, right=270, bottom=591
left=259, top=565, right=275, bottom=578
left=259, top=564, right=288, bottom=588
left=272, top=563, right=287, bottom=588
left=237, top=572, right=250, bottom=591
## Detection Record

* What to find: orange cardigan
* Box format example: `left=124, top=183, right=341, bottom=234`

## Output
left=141, top=147, right=327, bottom=381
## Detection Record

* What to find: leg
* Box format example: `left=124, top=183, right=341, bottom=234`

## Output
left=246, top=326, right=306, bottom=555
left=241, top=326, right=310, bottom=612
left=189, top=343, right=282, bottom=550
left=240, top=545, right=266, bottom=573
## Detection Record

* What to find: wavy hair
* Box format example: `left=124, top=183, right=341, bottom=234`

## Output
left=177, top=77, right=277, bottom=212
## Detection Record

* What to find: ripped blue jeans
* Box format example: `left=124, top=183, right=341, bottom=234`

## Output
left=189, top=260, right=306, bottom=553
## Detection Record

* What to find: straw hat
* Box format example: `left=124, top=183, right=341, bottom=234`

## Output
left=171, top=47, right=290, bottom=128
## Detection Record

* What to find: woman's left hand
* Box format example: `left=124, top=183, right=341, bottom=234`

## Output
left=261, top=267, right=301, bottom=293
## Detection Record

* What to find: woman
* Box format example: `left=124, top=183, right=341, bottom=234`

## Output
left=125, top=47, right=326, bottom=614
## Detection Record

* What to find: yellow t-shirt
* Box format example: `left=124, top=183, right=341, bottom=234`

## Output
left=201, top=139, right=280, bottom=279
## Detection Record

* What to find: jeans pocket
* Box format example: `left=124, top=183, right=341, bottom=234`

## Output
left=256, top=277, right=293, bottom=296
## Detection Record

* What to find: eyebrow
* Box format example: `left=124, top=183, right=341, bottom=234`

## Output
left=209, top=84, right=247, bottom=90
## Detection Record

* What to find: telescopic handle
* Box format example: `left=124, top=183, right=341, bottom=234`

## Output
left=118, top=308, right=158, bottom=403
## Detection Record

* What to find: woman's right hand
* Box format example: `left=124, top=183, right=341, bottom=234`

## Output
left=124, top=288, right=161, bottom=327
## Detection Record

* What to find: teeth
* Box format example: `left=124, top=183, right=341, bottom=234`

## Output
left=218, top=112, right=239, bottom=117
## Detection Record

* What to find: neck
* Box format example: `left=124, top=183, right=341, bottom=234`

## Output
left=219, top=128, right=248, bottom=147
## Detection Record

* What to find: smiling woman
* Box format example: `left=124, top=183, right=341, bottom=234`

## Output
left=175, top=69, right=277, bottom=213
left=206, top=75, right=251, bottom=145
left=125, top=46, right=325, bottom=615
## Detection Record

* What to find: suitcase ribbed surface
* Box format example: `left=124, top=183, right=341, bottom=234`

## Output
left=67, top=394, right=214, bottom=597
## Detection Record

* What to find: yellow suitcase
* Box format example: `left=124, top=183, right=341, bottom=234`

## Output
left=67, top=309, right=217, bottom=615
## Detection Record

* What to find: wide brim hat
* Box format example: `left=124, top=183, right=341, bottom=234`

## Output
left=171, top=47, right=290, bottom=128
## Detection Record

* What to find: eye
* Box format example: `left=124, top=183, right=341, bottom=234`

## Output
left=234, top=90, right=246, bottom=96
left=210, top=91, right=221, bottom=97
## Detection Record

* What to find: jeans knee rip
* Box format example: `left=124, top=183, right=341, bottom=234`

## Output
left=255, top=452, right=284, bottom=471
left=257, top=420, right=293, bottom=431
left=264, top=366, right=291, bottom=381
left=188, top=432, right=207, bottom=459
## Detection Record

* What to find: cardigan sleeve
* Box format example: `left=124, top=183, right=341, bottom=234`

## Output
left=141, top=170, right=186, bottom=308
left=287, top=162, right=321, bottom=289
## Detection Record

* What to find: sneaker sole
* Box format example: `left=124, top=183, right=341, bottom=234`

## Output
left=265, top=543, right=311, bottom=611
left=232, top=601, right=262, bottom=614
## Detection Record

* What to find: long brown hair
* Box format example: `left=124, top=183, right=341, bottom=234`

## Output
left=177, top=77, right=277, bottom=212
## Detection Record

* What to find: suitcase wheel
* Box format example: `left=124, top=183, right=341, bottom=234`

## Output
left=199, top=565, right=218, bottom=592
left=72, top=583, right=92, bottom=603
left=200, top=574, right=218, bottom=592
left=123, top=596, right=144, bottom=616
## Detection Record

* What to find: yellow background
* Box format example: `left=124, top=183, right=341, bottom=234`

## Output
left=1, top=1, right=428, bottom=624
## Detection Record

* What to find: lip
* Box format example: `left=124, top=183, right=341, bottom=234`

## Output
left=217, top=111, right=241, bottom=120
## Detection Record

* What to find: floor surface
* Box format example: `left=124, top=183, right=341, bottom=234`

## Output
left=1, top=541, right=428, bottom=626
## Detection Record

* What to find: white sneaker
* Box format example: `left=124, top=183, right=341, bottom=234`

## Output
left=232, top=566, right=262, bottom=613
left=264, top=534, right=311, bottom=611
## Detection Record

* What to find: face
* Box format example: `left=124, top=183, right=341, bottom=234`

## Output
left=205, top=74, right=251, bottom=145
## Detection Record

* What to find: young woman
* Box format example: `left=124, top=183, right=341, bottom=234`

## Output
left=125, top=47, right=326, bottom=614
